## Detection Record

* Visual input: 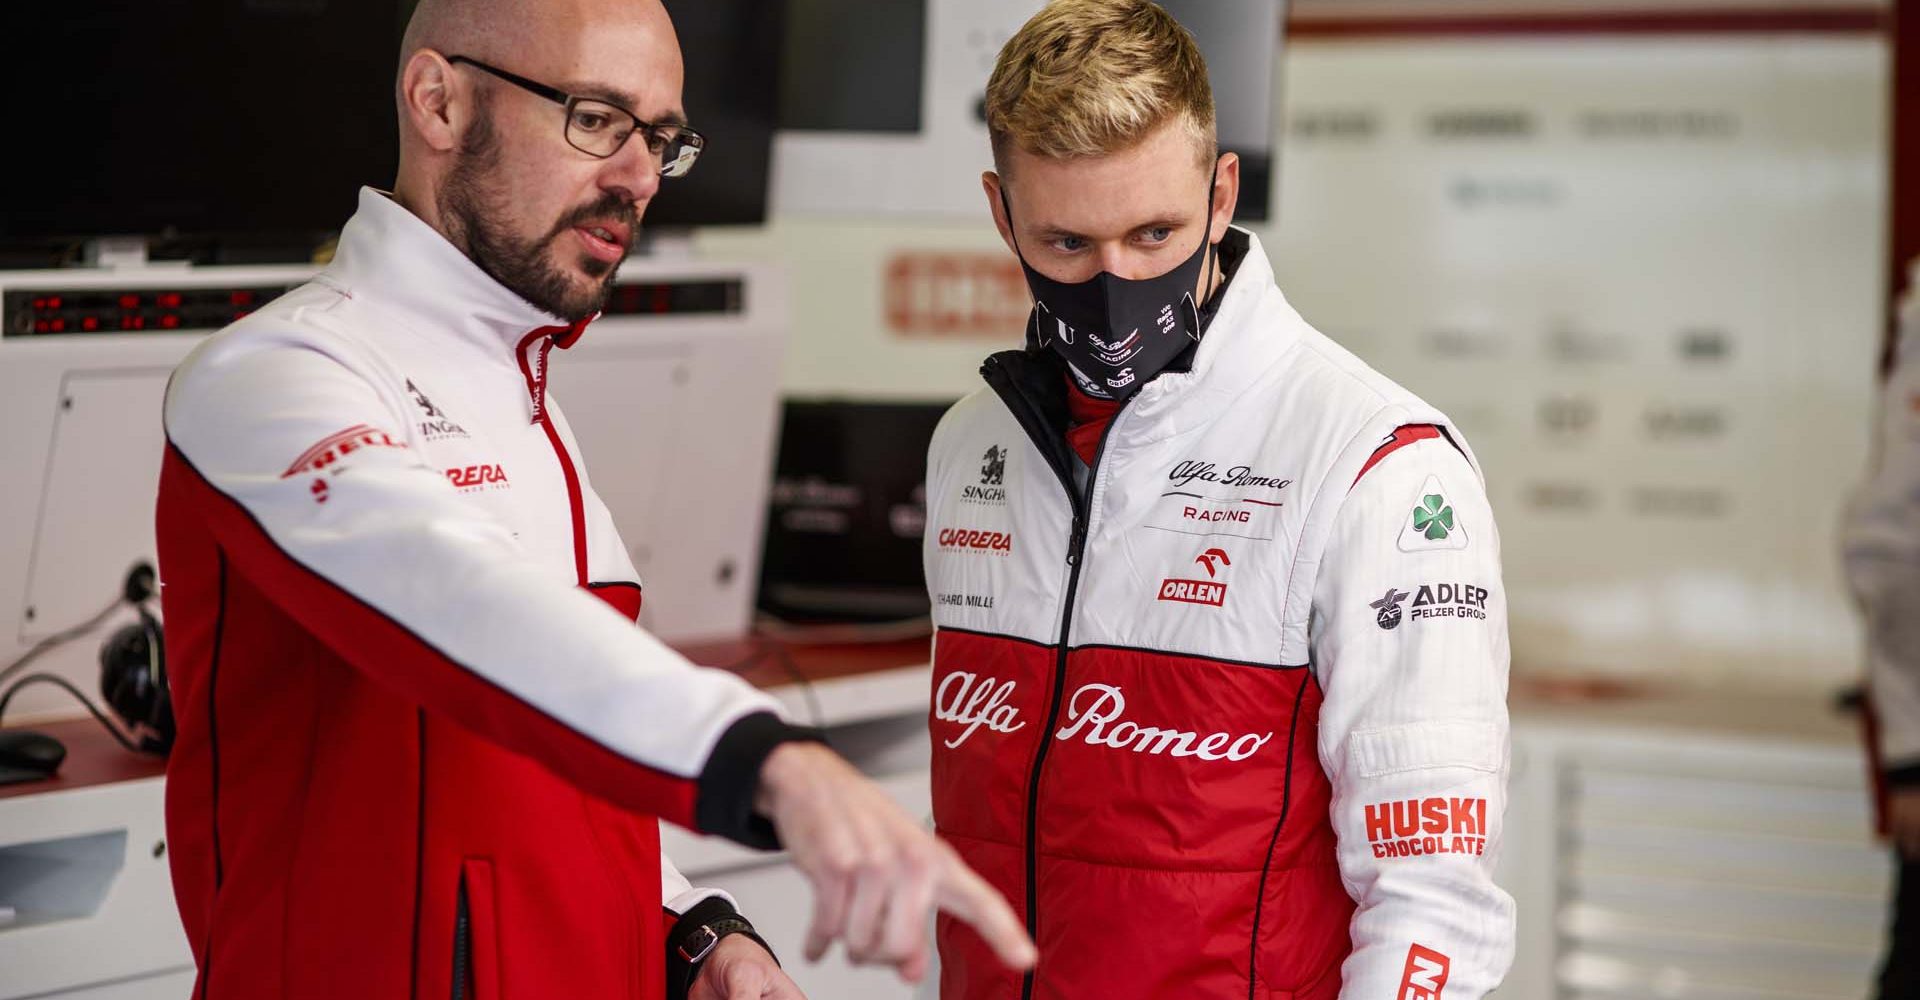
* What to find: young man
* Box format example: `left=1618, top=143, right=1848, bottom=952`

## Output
left=922, top=2, right=1515, bottom=997
left=156, top=0, right=1031, bottom=997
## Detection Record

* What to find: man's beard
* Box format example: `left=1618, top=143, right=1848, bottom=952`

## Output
left=438, top=108, right=637, bottom=322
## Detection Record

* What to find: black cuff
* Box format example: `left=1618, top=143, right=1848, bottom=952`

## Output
left=696, top=711, right=826, bottom=849
left=664, top=896, right=777, bottom=1000
left=1888, top=761, right=1920, bottom=788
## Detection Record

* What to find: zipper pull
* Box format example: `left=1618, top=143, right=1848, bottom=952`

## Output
left=1066, top=516, right=1086, bottom=565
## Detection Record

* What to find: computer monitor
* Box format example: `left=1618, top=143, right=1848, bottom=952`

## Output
left=758, top=400, right=954, bottom=623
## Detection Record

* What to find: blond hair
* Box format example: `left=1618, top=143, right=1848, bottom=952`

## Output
left=985, top=0, right=1215, bottom=172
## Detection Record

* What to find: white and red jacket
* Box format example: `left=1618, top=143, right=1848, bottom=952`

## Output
left=1844, top=258, right=1920, bottom=820
left=157, top=188, right=806, bottom=999
left=925, top=230, right=1515, bottom=999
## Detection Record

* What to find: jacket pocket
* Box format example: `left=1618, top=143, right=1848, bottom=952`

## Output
left=452, top=858, right=499, bottom=1000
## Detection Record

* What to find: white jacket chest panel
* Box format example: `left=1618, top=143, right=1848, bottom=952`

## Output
left=325, top=318, right=625, bottom=589
left=923, top=395, right=1074, bottom=645
left=927, top=337, right=1451, bottom=667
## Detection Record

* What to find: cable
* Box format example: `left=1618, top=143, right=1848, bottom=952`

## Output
left=761, top=642, right=826, bottom=733
left=0, top=593, right=125, bottom=692
left=0, top=562, right=155, bottom=692
left=707, top=637, right=827, bottom=731
left=0, top=673, right=145, bottom=754
left=751, top=612, right=934, bottom=646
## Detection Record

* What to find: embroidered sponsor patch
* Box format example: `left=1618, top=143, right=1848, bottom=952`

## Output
left=1399, top=475, right=1469, bottom=552
left=1365, top=797, right=1489, bottom=860
left=1399, top=944, right=1452, bottom=1000
left=935, top=527, right=1013, bottom=554
left=282, top=425, right=407, bottom=478
left=446, top=463, right=510, bottom=492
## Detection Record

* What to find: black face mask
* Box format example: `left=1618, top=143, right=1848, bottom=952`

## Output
left=1002, top=169, right=1218, bottom=401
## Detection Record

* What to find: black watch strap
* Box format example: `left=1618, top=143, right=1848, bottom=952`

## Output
left=665, top=897, right=777, bottom=1000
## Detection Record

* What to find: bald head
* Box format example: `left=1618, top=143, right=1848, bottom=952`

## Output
left=397, top=0, right=681, bottom=120
left=389, top=0, right=688, bottom=320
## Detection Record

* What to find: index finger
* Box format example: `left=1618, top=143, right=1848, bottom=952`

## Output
left=933, top=853, right=1036, bottom=972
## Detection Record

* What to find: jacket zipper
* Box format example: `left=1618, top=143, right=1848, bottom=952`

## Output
left=982, top=355, right=1121, bottom=1000
left=451, top=871, right=470, bottom=1000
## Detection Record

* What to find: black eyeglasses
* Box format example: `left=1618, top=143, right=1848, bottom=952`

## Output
left=447, top=55, right=705, bottom=177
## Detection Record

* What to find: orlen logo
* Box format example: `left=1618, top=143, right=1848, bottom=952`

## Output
left=282, top=424, right=407, bottom=478
left=937, top=527, right=1013, bottom=554
left=1399, top=944, right=1451, bottom=1000
left=1159, top=547, right=1231, bottom=607
left=1365, top=797, right=1489, bottom=860
left=446, top=464, right=510, bottom=491
left=1054, top=683, right=1271, bottom=762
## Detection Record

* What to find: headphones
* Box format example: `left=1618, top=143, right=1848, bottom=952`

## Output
left=97, top=562, right=173, bottom=756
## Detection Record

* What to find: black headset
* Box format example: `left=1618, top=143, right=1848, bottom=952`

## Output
left=97, top=562, right=173, bottom=756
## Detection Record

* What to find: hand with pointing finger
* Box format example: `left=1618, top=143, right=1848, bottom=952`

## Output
left=754, top=742, right=1035, bottom=982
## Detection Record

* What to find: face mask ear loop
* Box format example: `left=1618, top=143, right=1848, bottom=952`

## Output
left=999, top=187, right=1028, bottom=260
left=1190, top=160, right=1222, bottom=340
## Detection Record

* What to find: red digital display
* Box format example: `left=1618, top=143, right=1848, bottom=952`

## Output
left=160, top=314, right=182, bottom=329
left=119, top=294, right=141, bottom=310
left=157, top=292, right=182, bottom=309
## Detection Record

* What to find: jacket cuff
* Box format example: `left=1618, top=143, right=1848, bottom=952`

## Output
left=1887, top=760, right=1920, bottom=788
left=696, top=711, right=825, bottom=849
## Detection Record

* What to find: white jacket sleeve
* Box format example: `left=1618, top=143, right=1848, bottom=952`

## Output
left=1309, top=434, right=1516, bottom=999
left=163, top=333, right=800, bottom=845
left=1842, top=294, right=1920, bottom=777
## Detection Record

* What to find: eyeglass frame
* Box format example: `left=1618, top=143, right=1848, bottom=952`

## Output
left=445, top=54, right=706, bottom=176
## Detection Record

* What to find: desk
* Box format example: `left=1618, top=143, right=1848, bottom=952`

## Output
left=0, top=634, right=934, bottom=1000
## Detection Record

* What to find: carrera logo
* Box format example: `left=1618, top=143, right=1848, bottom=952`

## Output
left=936, top=528, right=1013, bottom=554
left=446, top=464, right=510, bottom=491
left=1366, top=797, right=1489, bottom=860
left=1399, top=944, right=1451, bottom=1000
left=282, top=424, right=407, bottom=478
left=1055, top=683, right=1272, bottom=762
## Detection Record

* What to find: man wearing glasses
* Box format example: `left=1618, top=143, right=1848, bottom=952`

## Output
left=155, top=1, right=1033, bottom=998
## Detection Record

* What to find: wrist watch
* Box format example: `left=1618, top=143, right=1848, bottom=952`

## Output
left=676, top=913, right=759, bottom=964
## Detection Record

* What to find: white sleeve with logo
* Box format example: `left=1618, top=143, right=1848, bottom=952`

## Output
left=164, top=332, right=791, bottom=843
left=1310, top=436, right=1515, bottom=999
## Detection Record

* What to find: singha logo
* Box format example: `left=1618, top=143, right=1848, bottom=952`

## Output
left=406, top=379, right=444, bottom=419
left=981, top=446, right=1006, bottom=487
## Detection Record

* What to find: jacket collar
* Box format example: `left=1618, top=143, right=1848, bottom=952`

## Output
left=322, top=187, right=589, bottom=356
left=1117, top=226, right=1304, bottom=445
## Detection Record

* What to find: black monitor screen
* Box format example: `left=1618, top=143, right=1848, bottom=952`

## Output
left=759, top=400, right=951, bottom=623
left=654, top=0, right=780, bottom=227
left=4, top=1, right=402, bottom=244
left=2, top=0, right=772, bottom=244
